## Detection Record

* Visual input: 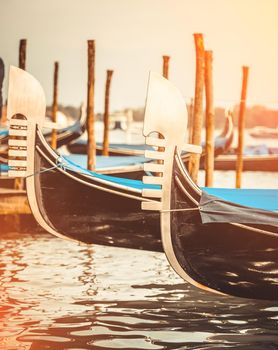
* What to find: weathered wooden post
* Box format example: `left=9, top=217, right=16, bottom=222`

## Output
left=187, top=98, right=194, bottom=144
left=19, top=39, right=27, bottom=70
left=51, top=62, right=59, bottom=149
left=0, top=58, right=4, bottom=122
left=188, top=33, right=205, bottom=183
left=204, top=50, right=214, bottom=187
left=102, top=69, right=114, bottom=156
left=87, top=40, right=96, bottom=170
left=236, top=66, right=249, bottom=188
left=162, top=55, right=170, bottom=79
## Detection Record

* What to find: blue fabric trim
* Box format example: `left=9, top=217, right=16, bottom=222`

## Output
left=0, top=164, right=9, bottom=173
left=202, top=187, right=278, bottom=212
left=0, top=129, right=8, bottom=137
left=62, top=156, right=159, bottom=190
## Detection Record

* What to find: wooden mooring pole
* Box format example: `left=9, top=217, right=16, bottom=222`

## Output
left=236, top=66, right=249, bottom=188
left=51, top=61, right=59, bottom=149
left=187, top=98, right=194, bottom=144
left=0, top=58, right=4, bottom=122
left=87, top=40, right=96, bottom=171
left=162, top=55, right=170, bottom=79
left=204, top=50, right=214, bottom=187
left=188, top=33, right=205, bottom=183
left=19, top=39, right=27, bottom=70
left=102, top=69, right=114, bottom=156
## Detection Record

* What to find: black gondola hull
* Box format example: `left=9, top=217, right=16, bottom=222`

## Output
left=33, top=132, right=162, bottom=252
left=169, top=153, right=278, bottom=300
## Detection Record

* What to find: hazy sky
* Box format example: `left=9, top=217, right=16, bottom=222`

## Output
left=1, top=0, right=278, bottom=112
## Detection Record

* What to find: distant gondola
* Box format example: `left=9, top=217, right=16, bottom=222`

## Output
left=249, top=126, right=278, bottom=139
left=67, top=103, right=234, bottom=158
left=142, top=73, right=278, bottom=301
left=214, top=151, right=278, bottom=172
left=0, top=103, right=87, bottom=161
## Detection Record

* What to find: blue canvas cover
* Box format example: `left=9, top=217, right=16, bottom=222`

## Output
left=200, top=188, right=278, bottom=225
left=203, top=187, right=278, bottom=212
left=61, top=155, right=159, bottom=190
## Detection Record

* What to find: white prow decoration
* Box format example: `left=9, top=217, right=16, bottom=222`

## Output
left=141, top=72, right=216, bottom=294
left=7, top=66, right=46, bottom=128
left=141, top=72, right=201, bottom=211
left=7, top=66, right=46, bottom=178
left=7, top=66, right=76, bottom=242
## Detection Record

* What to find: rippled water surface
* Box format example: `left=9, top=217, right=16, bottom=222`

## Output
left=1, top=232, right=277, bottom=350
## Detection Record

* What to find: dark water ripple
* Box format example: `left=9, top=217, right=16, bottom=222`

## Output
left=0, top=232, right=277, bottom=349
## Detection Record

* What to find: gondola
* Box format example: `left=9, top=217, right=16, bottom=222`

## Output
left=249, top=126, right=278, bottom=139
left=7, top=67, right=195, bottom=251
left=68, top=138, right=150, bottom=156
left=67, top=105, right=234, bottom=158
left=142, top=73, right=278, bottom=301
left=214, top=153, right=278, bottom=171
left=3, top=68, right=222, bottom=251
left=0, top=102, right=87, bottom=161
left=214, top=150, right=278, bottom=172
left=7, top=66, right=164, bottom=251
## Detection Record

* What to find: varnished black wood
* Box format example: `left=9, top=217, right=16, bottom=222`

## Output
left=170, top=151, right=278, bottom=300
left=33, top=130, right=162, bottom=251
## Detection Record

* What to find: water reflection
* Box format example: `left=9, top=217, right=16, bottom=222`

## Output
left=0, top=232, right=277, bottom=349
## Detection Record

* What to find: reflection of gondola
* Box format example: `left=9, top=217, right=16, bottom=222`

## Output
left=142, top=73, right=278, bottom=301
left=7, top=67, right=162, bottom=251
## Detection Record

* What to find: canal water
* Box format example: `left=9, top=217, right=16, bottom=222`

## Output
left=1, top=126, right=278, bottom=349
left=1, top=230, right=278, bottom=350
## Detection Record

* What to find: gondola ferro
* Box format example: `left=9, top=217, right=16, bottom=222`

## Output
left=142, top=72, right=278, bottom=301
